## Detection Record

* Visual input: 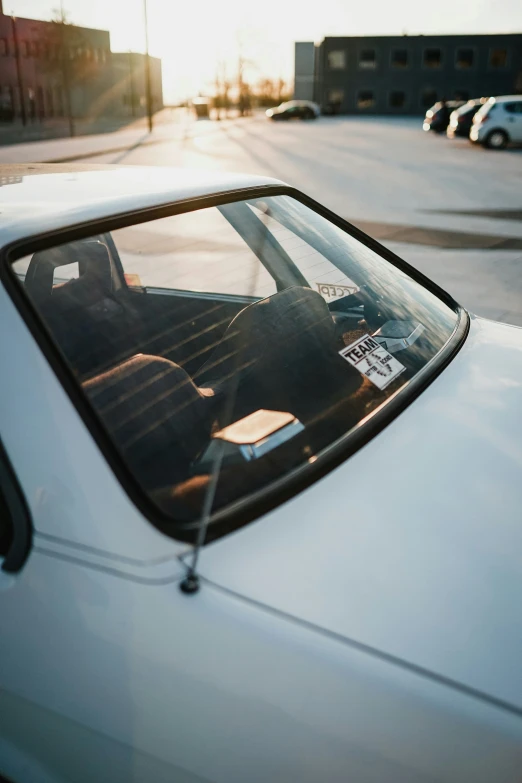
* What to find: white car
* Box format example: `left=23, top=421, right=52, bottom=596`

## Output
left=1, top=165, right=522, bottom=783
left=470, top=95, right=522, bottom=148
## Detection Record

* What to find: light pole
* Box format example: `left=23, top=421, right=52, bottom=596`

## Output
left=128, top=50, right=136, bottom=118
left=143, top=0, right=153, bottom=132
left=11, top=15, right=27, bottom=126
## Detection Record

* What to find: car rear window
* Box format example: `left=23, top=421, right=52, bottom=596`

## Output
left=11, top=194, right=460, bottom=538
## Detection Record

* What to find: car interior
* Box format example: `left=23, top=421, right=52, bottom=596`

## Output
left=15, top=200, right=451, bottom=535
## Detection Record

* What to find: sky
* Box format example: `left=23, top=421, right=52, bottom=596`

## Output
left=7, top=0, right=522, bottom=102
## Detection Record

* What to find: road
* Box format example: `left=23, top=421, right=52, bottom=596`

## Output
left=4, top=110, right=522, bottom=324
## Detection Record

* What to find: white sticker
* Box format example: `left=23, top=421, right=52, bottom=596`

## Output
left=339, top=333, right=406, bottom=390
left=315, top=281, right=358, bottom=303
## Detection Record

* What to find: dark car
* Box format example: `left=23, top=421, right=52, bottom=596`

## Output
left=447, top=99, right=487, bottom=138
left=266, top=100, right=320, bottom=121
left=423, top=100, right=465, bottom=133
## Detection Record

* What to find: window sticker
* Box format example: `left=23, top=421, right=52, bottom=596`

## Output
left=339, top=334, right=406, bottom=390
left=315, top=281, right=358, bottom=302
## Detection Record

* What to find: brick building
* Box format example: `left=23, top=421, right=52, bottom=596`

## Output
left=295, top=34, right=522, bottom=115
left=0, top=1, right=163, bottom=124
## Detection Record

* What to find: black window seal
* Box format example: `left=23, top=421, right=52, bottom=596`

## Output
left=0, top=182, right=468, bottom=545
left=0, top=438, right=32, bottom=573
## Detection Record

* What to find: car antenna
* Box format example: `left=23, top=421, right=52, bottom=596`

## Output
left=180, top=202, right=265, bottom=594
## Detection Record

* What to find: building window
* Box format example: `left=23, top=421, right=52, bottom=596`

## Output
left=55, top=86, right=64, bottom=116
left=46, top=87, right=54, bottom=117
left=423, top=48, right=442, bottom=69
left=0, top=38, right=8, bottom=56
left=391, top=49, right=408, bottom=68
left=36, top=85, right=44, bottom=118
left=490, top=48, right=508, bottom=68
left=357, top=90, right=375, bottom=109
left=27, top=87, right=36, bottom=119
left=327, top=50, right=346, bottom=70
left=455, top=48, right=474, bottom=69
left=326, top=88, right=344, bottom=113
left=0, top=85, right=15, bottom=120
left=421, top=88, right=437, bottom=108
left=359, top=49, right=376, bottom=70
left=389, top=91, right=406, bottom=109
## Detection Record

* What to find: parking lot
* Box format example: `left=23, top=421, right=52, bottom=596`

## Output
left=4, top=112, right=522, bottom=324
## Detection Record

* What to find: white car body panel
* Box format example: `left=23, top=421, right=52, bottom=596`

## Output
left=197, top=316, right=522, bottom=713
left=470, top=95, right=522, bottom=144
left=1, top=167, right=522, bottom=782
left=0, top=282, right=186, bottom=566
left=2, top=547, right=522, bottom=783
left=0, top=166, right=282, bottom=245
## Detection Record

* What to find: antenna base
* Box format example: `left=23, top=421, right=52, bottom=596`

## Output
left=180, top=573, right=200, bottom=594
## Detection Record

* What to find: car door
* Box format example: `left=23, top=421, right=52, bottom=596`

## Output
left=504, top=101, right=522, bottom=142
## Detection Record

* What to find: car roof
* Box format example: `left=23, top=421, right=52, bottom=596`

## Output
left=0, top=164, right=284, bottom=246
left=490, top=95, right=522, bottom=103
left=454, top=100, right=481, bottom=112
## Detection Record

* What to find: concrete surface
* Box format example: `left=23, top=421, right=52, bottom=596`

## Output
left=1, top=112, right=521, bottom=325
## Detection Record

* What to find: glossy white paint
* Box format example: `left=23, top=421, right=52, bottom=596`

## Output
left=0, top=166, right=282, bottom=245
left=2, top=549, right=522, bottom=783
left=198, top=316, right=522, bottom=713
left=0, top=277, right=185, bottom=566
left=2, top=169, right=522, bottom=782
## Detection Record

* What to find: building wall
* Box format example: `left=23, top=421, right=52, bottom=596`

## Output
left=312, top=34, right=522, bottom=115
left=0, top=13, right=111, bottom=120
left=0, top=11, right=163, bottom=123
left=110, top=53, right=163, bottom=118
left=294, top=42, right=315, bottom=101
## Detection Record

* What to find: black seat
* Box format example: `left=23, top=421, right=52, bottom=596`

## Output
left=25, top=241, right=139, bottom=379
left=194, top=286, right=351, bottom=421
left=83, top=354, right=217, bottom=492
left=25, top=240, right=113, bottom=305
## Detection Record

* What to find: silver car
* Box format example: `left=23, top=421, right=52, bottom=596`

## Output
left=1, top=164, right=522, bottom=783
left=470, top=95, right=522, bottom=148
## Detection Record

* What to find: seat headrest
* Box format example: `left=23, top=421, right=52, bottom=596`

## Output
left=196, top=286, right=335, bottom=384
left=83, top=354, right=216, bottom=490
left=25, top=240, right=113, bottom=306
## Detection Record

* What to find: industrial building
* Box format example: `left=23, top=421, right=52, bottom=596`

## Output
left=0, top=0, right=162, bottom=124
left=295, top=34, right=522, bottom=114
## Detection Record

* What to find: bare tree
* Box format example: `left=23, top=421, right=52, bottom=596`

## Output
left=44, top=6, right=90, bottom=137
left=253, top=77, right=290, bottom=108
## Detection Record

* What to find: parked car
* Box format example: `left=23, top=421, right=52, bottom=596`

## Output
left=422, top=100, right=465, bottom=133
left=470, top=95, right=522, bottom=149
left=266, top=99, right=320, bottom=120
left=446, top=98, right=486, bottom=138
left=2, top=164, right=522, bottom=783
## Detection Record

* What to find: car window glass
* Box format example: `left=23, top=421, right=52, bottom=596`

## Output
left=53, top=261, right=79, bottom=285
left=249, top=203, right=358, bottom=303
left=112, top=209, right=277, bottom=299
left=12, top=196, right=459, bottom=537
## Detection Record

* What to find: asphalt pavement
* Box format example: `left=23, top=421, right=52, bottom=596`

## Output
left=2, top=110, right=522, bottom=325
